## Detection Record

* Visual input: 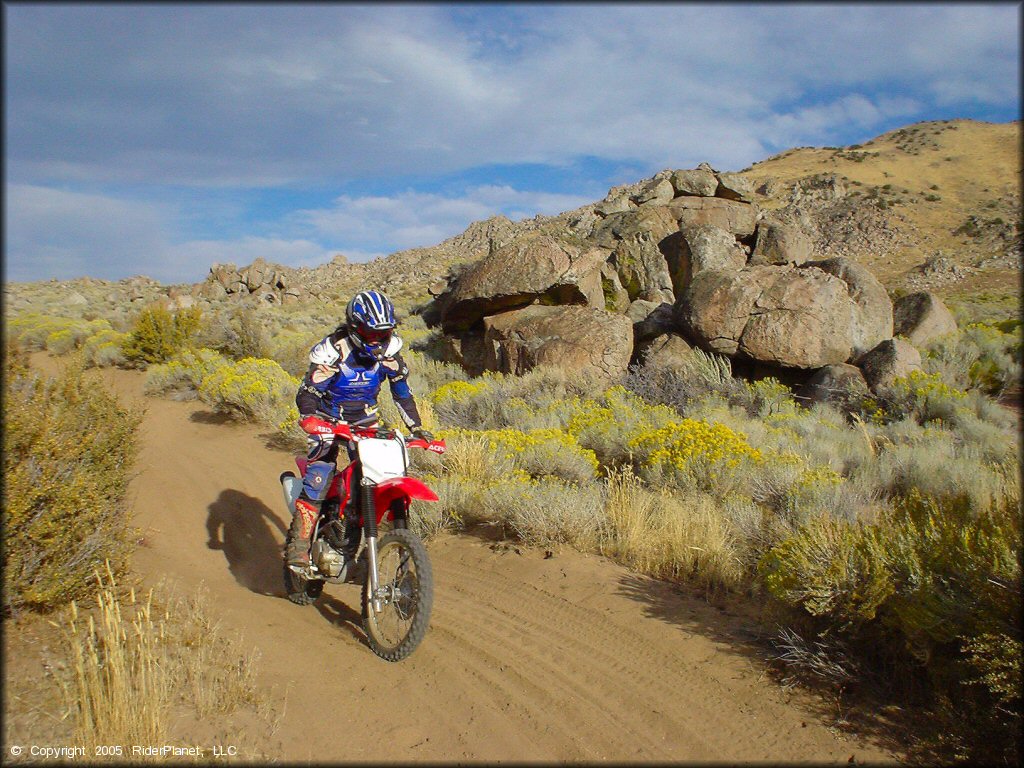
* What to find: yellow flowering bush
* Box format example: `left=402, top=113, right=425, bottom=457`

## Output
left=878, top=369, right=968, bottom=425
left=438, top=426, right=598, bottom=484
left=565, top=385, right=678, bottom=466
left=430, top=379, right=492, bottom=405
left=630, top=418, right=765, bottom=495
left=198, top=357, right=299, bottom=427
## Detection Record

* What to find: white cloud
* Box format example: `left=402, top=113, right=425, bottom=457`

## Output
left=4, top=183, right=592, bottom=283
left=5, top=4, right=1018, bottom=187
left=299, top=186, right=592, bottom=252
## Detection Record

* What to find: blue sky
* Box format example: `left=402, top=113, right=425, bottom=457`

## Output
left=4, top=3, right=1020, bottom=284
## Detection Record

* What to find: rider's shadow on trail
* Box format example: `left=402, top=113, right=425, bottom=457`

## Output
left=206, top=490, right=288, bottom=597
left=314, top=593, right=367, bottom=645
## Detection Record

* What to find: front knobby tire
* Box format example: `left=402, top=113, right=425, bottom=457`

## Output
left=362, top=528, right=433, bottom=661
left=283, top=533, right=324, bottom=605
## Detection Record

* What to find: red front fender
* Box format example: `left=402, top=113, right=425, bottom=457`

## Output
left=373, top=476, right=439, bottom=512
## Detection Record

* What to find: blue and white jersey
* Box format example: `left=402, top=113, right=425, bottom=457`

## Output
left=296, top=329, right=420, bottom=428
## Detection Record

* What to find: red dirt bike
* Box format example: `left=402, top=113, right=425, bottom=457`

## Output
left=279, top=423, right=445, bottom=661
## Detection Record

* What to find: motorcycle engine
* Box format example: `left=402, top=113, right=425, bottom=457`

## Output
left=311, top=540, right=346, bottom=578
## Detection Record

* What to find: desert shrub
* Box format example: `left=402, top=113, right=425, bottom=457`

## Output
left=438, top=426, right=597, bottom=485
left=430, top=365, right=598, bottom=432
left=197, top=356, right=299, bottom=432
left=144, top=348, right=229, bottom=399
left=121, top=305, right=202, bottom=365
left=82, top=329, right=129, bottom=368
left=871, top=370, right=971, bottom=425
left=629, top=417, right=765, bottom=495
left=760, top=490, right=1021, bottom=763
left=923, top=322, right=1022, bottom=396
left=625, top=349, right=728, bottom=410
left=7, top=313, right=80, bottom=351
left=46, top=325, right=88, bottom=355
left=491, top=476, right=605, bottom=550
left=3, top=354, right=141, bottom=614
left=203, top=306, right=271, bottom=360
left=267, top=329, right=314, bottom=377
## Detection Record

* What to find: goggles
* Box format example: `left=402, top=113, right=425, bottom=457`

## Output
left=357, top=326, right=393, bottom=345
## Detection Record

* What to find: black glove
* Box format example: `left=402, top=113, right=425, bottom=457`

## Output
left=411, top=427, right=435, bottom=443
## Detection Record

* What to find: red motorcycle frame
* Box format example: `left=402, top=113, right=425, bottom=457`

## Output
left=281, top=423, right=445, bottom=661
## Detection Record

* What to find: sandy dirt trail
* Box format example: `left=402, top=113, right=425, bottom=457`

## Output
left=66, top=359, right=897, bottom=764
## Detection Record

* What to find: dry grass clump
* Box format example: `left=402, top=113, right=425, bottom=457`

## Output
left=600, top=466, right=746, bottom=592
left=60, top=567, right=276, bottom=761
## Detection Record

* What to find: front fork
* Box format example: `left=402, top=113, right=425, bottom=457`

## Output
left=361, top=477, right=384, bottom=613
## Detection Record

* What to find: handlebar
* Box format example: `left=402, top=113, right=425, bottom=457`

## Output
left=328, top=423, right=445, bottom=454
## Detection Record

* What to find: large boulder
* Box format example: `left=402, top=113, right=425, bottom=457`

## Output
left=668, top=224, right=747, bottom=295
left=750, top=219, right=813, bottom=266
left=893, top=291, right=958, bottom=347
left=798, top=363, right=870, bottom=407
left=438, top=234, right=607, bottom=332
left=715, top=172, right=756, bottom=202
left=593, top=207, right=680, bottom=303
left=670, top=168, right=718, bottom=197
left=807, top=258, right=893, bottom=360
left=677, top=265, right=858, bottom=369
left=666, top=197, right=759, bottom=237
left=857, top=338, right=923, bottom=392
left=633, top=178, right=675, bottom=206
left=634, top=332, right=696, bottom=370
left=482, top=305, right=633, bottom=381
left=627, top=300, right=677, bottom=345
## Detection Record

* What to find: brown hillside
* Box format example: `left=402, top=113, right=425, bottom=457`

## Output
left=739, top=119, right=1020, bottom=299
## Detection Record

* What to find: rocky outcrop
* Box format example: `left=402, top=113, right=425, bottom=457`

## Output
left=677, top=265, right=858, bottom=369
left=857, top=338, right=923, bottom=392
left=481, top=305, right=633, bottom=381
left=893, top=291, right=958, bottom=347
left=201, top=258, right=300, bottom=305
left=424, top=162, right=902, bottom=381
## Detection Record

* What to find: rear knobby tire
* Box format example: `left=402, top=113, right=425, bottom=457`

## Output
left=283, top=532, right=324, bottom=605
left=362, top=528, right=433, bottom=661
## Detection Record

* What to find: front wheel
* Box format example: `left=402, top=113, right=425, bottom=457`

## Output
left=362, top=528, right=433, bottom=661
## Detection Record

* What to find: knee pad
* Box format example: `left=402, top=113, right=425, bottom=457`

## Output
left=303, top=461, right=335, bottom=501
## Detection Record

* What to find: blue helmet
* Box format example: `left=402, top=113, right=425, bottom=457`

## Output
left=345, top=290, right=396, bottom=358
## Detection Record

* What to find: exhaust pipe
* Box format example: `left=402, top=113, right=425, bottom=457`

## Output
left=280, top=471, right=300, bottom=514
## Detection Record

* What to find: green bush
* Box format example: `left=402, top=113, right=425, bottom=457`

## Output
left=121, top=305, right=202, bottom=365
left=3, top=350, right=141, bottom=614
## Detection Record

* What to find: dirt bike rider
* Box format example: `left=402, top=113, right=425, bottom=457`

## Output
left=287, top=289, right=433, bottom=571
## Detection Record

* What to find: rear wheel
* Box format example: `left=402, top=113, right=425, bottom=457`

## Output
left=362, top=528, right=433, bottom=661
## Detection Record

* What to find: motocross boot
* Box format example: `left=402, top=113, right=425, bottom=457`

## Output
left=287, top=494, right=320, bottom=569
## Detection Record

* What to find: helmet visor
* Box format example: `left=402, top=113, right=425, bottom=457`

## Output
left=357, top=326, right=393, bottom=346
